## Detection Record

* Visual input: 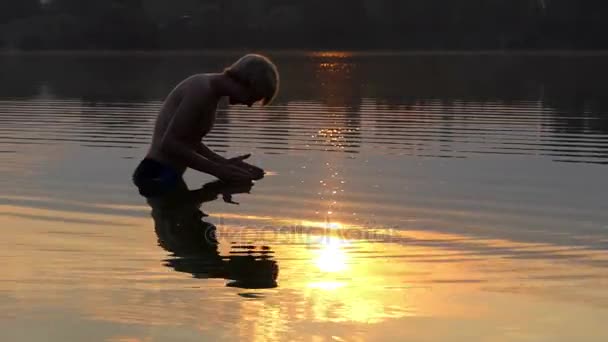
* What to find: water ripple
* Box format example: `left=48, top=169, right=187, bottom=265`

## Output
left=0, top=100, right=606, bottom=165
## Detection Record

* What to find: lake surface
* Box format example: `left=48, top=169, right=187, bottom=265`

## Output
left=0, top=51, right=607, bottom=341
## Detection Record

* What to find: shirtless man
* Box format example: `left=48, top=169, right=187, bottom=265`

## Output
left=133, top=54, right=279, bottom=196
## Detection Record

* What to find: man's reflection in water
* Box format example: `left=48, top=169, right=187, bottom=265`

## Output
left=138, top=179, right=278, bottom=289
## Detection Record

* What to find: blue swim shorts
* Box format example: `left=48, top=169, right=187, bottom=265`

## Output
left=132, top=158, right=181, bottom=197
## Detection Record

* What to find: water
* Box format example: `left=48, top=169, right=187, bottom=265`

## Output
left=0, top=52, right=607, bottom=341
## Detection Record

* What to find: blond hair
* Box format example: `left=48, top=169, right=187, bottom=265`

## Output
left=224, top=54, right=279, bottom=106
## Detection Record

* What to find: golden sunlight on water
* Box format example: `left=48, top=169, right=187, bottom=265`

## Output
left=314, top=237, right=349, bottom=273
left=2, top=201, right=607, bottom=341
left=309, top=51, right=354, bottom=59
left=1, top=53, right=608, bottom=341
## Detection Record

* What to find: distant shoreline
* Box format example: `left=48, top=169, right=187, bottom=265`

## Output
left=3, top=49, right=608, bottom=57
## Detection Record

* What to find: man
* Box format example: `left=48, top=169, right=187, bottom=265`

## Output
left=133, top=54, right=279, bottom=195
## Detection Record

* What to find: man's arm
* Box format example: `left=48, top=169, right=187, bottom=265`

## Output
left=160, top=93, right=250, bottom=181
left=159, top=94, right=218, bottom=175
left=196, top=143, right=228, bottom=164
left=198, top=144, right=265, bottom=180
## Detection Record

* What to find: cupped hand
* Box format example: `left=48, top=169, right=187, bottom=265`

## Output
left=227, top=153, right=265, bottom=180
left=239, top=162, right=265, bottom=180
left=227, top=154, right=251, bottom=163
left=215, top=164, right=254, bottom=183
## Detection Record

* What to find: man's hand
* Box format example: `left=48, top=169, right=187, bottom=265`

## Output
left=227, top=154, right=251, bottom=163
left=227, top=154, right=265, bottom=180
left=213, top=164, right=254, bottom=183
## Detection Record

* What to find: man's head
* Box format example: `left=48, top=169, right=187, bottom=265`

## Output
left=224, top=54, right=279, bottom=107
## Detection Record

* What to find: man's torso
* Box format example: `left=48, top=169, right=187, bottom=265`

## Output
left=146, top=74, right=219, bottom=173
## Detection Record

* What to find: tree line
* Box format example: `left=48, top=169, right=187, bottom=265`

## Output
left=2, top=0, right=608, bottom=50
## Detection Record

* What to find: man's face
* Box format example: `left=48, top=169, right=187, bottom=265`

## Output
left=229, top=97, right=252, bottom=107
left=229, top=92, right=259, bottom=107
left=229, top=81, right=261, bottom=107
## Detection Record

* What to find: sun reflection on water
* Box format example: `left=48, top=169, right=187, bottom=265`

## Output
left=307, top=281, right=346, bottom=291
left=314, top=237, right=349, bottom=273
left=309, top=51, right=353, bottom=58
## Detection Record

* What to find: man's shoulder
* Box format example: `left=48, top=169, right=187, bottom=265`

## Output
left=181, top=74, right=213, bottom=99
left=172, top=74, right=215, bottom=110
left=179, top=73, right=210, bottom=90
